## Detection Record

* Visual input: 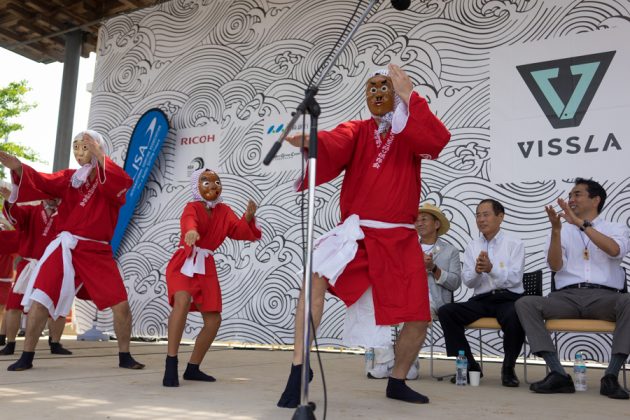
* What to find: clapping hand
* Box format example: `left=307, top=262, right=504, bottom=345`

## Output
left=423, top=252, right=435, bottom=272
left=545, top=204, right=563, bottom=231
left=475, top=251, right=493, bottom=274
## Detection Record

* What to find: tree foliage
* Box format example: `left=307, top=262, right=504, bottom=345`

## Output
left=0, top=80, right=42, bottom=180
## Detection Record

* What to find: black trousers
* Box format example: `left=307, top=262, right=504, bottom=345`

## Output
left=437, top=291, right=525, bottom=369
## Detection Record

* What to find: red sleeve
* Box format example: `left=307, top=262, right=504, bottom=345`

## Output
left=96, top=156, right=133, bottom=204
left=0, top=230, right=20, bottom=254
left=225, top=207, right=262, bottom=241
left=2, top=202, right=34, bottom=231
left=10, top=164, right=64, bottom=203
left=298, top=121, right=359, bottom=190
left=399, top=92, right=451, bottom=158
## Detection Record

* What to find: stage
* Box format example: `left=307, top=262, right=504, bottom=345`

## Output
left=0, top=338, right=627, bottom=419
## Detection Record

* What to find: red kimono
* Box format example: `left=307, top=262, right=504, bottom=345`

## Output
left=0, top=229, right=19, bottom=305
left=10, top=157, right=132, bottom=316
left=301, top=92, right=450, bottom=325
left=165, top=201, right=262, bottom=312
left=2, top=202, right=58, bottom=310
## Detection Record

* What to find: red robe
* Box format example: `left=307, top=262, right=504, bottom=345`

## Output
left=301, top=92, right=450, bottom=325
left=0, top=229, right=19, bottom=305
left=2, top=202, right=58, bottom=310
left=10, top=157, right=132, bottom=312
left=166, top=201, right=262, bottom=312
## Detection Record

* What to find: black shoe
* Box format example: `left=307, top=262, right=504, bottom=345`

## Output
left=277, top=364, right=314, bottom=408
left=386, top=377, right=429, bottom=404
left=501, top=367, right=520, bottom=387
left=529, top=372, right=575, bottom=394
left=600, top=374, right=629, bottom=400
left=50, top=342, right=73, bottom=355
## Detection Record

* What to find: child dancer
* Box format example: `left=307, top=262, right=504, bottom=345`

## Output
left=163, top=168, right=261, bottom=387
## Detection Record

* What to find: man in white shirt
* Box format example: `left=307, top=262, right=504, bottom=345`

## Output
left=437, top=199, right=525, bottom=387
left=516, top=178, right=630, bottom=399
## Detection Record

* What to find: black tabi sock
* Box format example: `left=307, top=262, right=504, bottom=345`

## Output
left=0, top=334, right=6, bottom=346
left=119, top=352, right=145, bottom=369
left=386, top=377, right=430, bottom=404
left=7, top=351, right=35, bottom=371
left=539, top=351, right=567, bottom=375
left=50, top=342, right=73, bottom=355
left=183, top=363, right=216, bottom=382
left=163, top=355, right=179, bottom=387
left=606, top=353, right=628, bottom=377
left=0, top=341, right=16, bottom=355
left=277, top=364, right=314, bottom=408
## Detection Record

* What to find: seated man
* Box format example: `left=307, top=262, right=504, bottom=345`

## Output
left=417, top=203, right=462, bottom=319
left=516, top=178, right=630, bottom=399
left=437, top=199, right=525, bottom=387
left=367, top=203, right=461, bottom=379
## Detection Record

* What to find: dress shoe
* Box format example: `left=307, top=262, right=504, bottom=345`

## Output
left=600, top=374, right=629, bottom=400
left=501, top=367, right=520, bottom=387
left=529, top=371, right=575, bottom=394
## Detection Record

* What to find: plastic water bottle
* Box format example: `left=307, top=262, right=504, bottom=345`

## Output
left=365, top=347, right=375, bottom=376
left=574, top=352, right=587, bottom=391
left=455, top=350, right=468, bottom=386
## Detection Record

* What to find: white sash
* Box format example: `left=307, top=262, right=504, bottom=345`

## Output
left=180, top=246, right=213, bottom=277
left=21, top=231, right=107, bottom=319
left=12, top=258, right=37, bottom=294
left=311, top=214, right=415, bottom=349
left=312, top=214, right=414, bottom=285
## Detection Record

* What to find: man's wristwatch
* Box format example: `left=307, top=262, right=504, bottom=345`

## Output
left=580, top=220, right=592, bottom=231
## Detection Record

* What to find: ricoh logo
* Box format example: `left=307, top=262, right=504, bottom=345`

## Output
left=515, top=51, right=621, bottom=158
left=180, top=134, right=216, bottom=145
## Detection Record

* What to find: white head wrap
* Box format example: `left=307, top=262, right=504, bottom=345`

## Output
left=191, top=168, right=223, bottom=209
left=71, top=130, right=107, bottom=189
left=370, top=69, right=402, bottom=136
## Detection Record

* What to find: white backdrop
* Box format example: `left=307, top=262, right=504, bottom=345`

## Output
left=73, top=0, right=630, bottom=363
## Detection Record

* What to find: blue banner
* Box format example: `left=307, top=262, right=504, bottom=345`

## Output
left=111, top=108, right=170, bottom=255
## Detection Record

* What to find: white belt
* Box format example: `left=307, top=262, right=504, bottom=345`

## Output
left=12, top=258, right=37, bottom=294
left=21, top=231, right=107, bottom=319
left=180, top=246, right=213, bottom=277
left=0, top=277, right=13, bottom=284
left=312, top=214, right=414, bottom=285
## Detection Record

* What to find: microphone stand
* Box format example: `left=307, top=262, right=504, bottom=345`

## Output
left=263, top=1, right=384, bottom=419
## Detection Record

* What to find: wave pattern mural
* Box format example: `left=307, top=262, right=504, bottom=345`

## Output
left=73, top=0, right=630, bottom=363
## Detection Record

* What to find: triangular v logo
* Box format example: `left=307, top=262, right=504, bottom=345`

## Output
left=517, top=51, right=615, bottom=129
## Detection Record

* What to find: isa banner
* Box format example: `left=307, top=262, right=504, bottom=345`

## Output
left=111, top=108, right=170, bottom=255
left=490, top=27, right=630, bottom=183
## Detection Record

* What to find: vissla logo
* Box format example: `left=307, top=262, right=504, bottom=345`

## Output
left=517, top=51, right=615, bottom=129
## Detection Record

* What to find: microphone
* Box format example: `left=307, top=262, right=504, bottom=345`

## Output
left=391, top=0, right=411, bottom=10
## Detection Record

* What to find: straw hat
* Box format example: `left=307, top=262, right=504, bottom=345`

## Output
left=418, top=203, right=450, bottom=236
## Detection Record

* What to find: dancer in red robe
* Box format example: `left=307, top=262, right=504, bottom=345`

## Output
left=0, top=191, right=71, bottom=355
left=0, top=220, right=17, bottom=347
left=277, top=64, right=450, bottom=406
left=0, top=130, right=144, bottom=371
left=162, top=169, right=261, bottom=387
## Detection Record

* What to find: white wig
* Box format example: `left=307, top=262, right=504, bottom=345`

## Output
left=70, top=129, right=108, bottom=188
